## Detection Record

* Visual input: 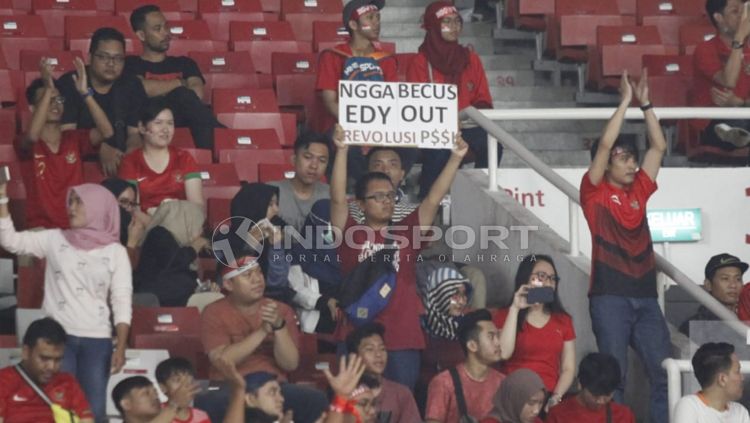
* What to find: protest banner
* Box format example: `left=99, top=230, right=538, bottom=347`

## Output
left=338, top=80, right=458, bottom=149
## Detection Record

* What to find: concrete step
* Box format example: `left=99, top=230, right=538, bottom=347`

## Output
left=380, top=6, right=429, bottom=23
left=490, top=86, right=576, bottom=102
left=492, top=27, right=537, bottom=41
left=485, top=69, right=537, bottom=86
left=381, top=22, right=493, bottom=37
left=385, top=36, right=494, bottom=55
left=493, top=120, right=646, bottom=134
left=479, top=54, right=534, bottom=70
left=506, top=132, right=595, bottom=150
left=499, top=149, right=592, bottom=167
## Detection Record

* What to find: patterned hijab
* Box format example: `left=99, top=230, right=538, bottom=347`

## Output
left=422, top=266, right=472, bottom=340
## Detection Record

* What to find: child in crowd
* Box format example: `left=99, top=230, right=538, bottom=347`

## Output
left=155, top=358, right=211, bottom=423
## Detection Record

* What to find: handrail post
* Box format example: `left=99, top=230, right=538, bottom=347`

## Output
left=568, top=198, right=579, bottom=257
left=487, top=135, right=498, bottom=192
left=663, top=358, right=681, bottom=423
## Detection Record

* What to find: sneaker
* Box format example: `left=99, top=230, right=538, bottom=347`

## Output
left=714, top=123, right=750, bottom=148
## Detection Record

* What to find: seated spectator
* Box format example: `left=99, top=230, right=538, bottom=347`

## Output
left=681, top=253, right=748, bottom=335
left=241, top=372, right=288, bottom=423
left=345, top=322, right=421, bottom=423
left=545, top=353, right=636, bottom=423
left=101, top=177, right=140, bottom=246
left=126, top=5, right=223, bottom=150
left=154, top=357, right=210, bottom=422
left=119, top=99, right=203, bottom=215
left=0, top=183, right=132, bottom=422
left=0, top=317, right=93, bottom=422
left=331, top=126, right=468, bottom=390
left=481, top=369, right=545, bottom=423
left=420, top=265, right=472, bottom=341
left=20, top=58, right=110, bottom=229
left=111, top=376, right=200, bottom=423
left=200, top=254, right=327, bottom=423
left=425, top=309, right=505, bottom=422
left=674, top=342, right=750, bottom=422
left=493, top=254, right=575, bottom=407
left=689, top=0, right=750, bottom=150
left=288, top=199, right=342, bottom=334
left=407, top=1, right=499, bottom=199
left=269, top=131, right=331, bottom=233
left=59, top=27, right=147, bottom=176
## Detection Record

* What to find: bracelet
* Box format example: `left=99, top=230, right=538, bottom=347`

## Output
left=0, top=197, right=9, bottom=205
left=640, top=103, right=653, bottom=111
left=80, top=87, right=94, bottom=99
left=271, top=319, right=286, bottom=331
left=329, top=395, right=352, bottom=414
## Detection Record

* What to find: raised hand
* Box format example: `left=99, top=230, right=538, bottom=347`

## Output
left=619, top=70, right=633, bottom=105
left=451, top=131, right=469, bottom=159
left=39, top=58, right=55, bottom=90
left=212, top=354, right=245, bottom=391
left=322, top=354, right=366, bottom=399
left=633, top=68, right=650, bottom=106
left=332, top=124, right=347, bottom=151
left=71, top=57, right=89, bottom=96
left=511, top=284, right=531, bottom=310
left=738, top=1, right=750, bottom=42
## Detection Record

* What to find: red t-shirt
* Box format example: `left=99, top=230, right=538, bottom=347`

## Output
left=200, top=297, right=301, bottom=380
left=161, top=404, right=211, bottom=423
left=580, top=170, right=657, bottom=298
left=312, top=42, right=398, bottom=133
left=0, top=366, right=93, bottom=423
left=690, top=34, right=750, bottom=131
left=406, top=50, right=493, bottom=110
left=337, top=209, right=425, bottom=350
left=425, top=363, right=505, bottom=422
left=22, top=130, right=92, bottom=229
left=118, top=146, right=200, bottom=212
left=737, top=282, right=750, bottom=321
left=479, top=418, right=542, bottom=423
left=492, top=308, right=575, bottom=391
left=545, top=396, right=636, bottom=423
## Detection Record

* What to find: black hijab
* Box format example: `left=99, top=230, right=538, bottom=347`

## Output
left=100, top=177, right=134, bottom=246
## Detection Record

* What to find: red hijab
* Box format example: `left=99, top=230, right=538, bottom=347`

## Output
left=418, top=1, right=470, bottom=84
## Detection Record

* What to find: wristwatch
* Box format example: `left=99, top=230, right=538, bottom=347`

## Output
left=80, top=87, right=95, bottom=98
left=732, top=39, right=744, bottom=49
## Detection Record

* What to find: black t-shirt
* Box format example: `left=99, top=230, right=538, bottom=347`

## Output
left=123, top=55, right=204, bottom=83
left=59, top=68, right=147, bottom=152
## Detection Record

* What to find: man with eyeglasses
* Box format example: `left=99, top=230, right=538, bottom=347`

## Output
left=330, top=125, right=468, bottom=390
left=19, top=56, right=112, bottom=229
left=58, top=27, right=148, bottom=177
left=125, top=4, right=223, bottom=150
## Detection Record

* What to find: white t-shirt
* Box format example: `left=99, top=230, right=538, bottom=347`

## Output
left=673, top=394, right=750, bottom=423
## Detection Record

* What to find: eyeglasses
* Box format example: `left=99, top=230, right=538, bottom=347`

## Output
left=51, top=95, right=65, bottom=104
left=364, top=191, right=397, bottom=203
left=531, top=271, right=560, bottom=283
left=92, top=52, right=126, bottom=65
left=118, top=199, right=139, bottom=209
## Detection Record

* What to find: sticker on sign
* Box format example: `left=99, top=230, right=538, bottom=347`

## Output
left=338, top=80, right=458, bottom=149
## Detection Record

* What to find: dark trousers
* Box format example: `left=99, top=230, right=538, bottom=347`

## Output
left=163, top=87, right=224, bottom=150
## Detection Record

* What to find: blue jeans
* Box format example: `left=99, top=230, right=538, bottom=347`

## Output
left=61, top=335, right=112, bottom=423
left=590, top=295, right=670, bottom=423
left=384, top=349, right=421, bottom=391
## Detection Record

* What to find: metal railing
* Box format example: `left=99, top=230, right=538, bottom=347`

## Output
left=463, top=106, right=748, bottom=338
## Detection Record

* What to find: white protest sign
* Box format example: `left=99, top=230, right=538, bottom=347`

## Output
left=338, top=80, right=458, bottom=149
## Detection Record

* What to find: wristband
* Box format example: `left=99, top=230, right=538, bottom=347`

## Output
left=329, top=395, right=352, bottom=414
left=639, top=103, right=653, bottom=112
left=0, top=197, right=8, bottom=205
left=733, top=39, right=744, bottom=49
left=271, top=319, right=286, bottom=331
left=81, top=87, right=94, bottom=99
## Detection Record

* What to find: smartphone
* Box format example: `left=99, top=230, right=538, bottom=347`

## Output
left=255, top=218, right=273, bottom=231
left=0, top=165, right=10, bottom=184
left=526, top=286, right=554, bottom=304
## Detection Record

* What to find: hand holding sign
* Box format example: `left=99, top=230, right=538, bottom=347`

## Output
left=333, top=124, right=347, bottom=152
left=451, top=131, right=469, bottom=159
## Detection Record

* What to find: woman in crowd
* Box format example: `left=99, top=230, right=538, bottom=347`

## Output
left=118, top=99, right=204, bottom=215
left=407, top=0, right=498, bottom=198
left=0, top=182, right=131, bottom=423
left=481, top=369, right=546, bottom=423
left=493, top=255, right=576, bottom=410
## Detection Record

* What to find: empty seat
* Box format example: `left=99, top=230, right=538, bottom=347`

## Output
left=115, top=0, right=192, bottom=21
left=0, top=15, right=51, bottom=70
left=182, top=148, right=212, bottom=164
left=257, top=163, right=295, bottom=183
left=170, top=127, right=196, bottom=149
left=553, top=0, right=636, bottom=62
left=186, top=292, right=224, bottom=313
left=272, top=52, right=317, bottom=122
left=229, top=21, right=312, bottom=74
left=197, top=163, right=241, bottom=199
left=281, top=0, right=342, bottom=42
left=198, top=0, right=265, bottom=42
left=679, top=23, right=716, bottom=55
left=213, top=127, right=283, bottom=159
left=166, top=20, right=228, bottom=57
left=0, top=335, right=17, bottom=348
left=216, top=112, right=297, bottom=147
left=65, top=15, right=141, bottom=55
left=219, top=148, right=287, bottom=182
left=212, top=88, right=280, bottom=114
left=188, top=51, right=272, bottom=104
left=0, top=109, right=16, bottom=140
left=132, top=334, right=209, bottom=379
left=514, top=0, right=554, bottom=31
left=128, top=306, right=201, bottom=345
left=206, top=197, right=231, bottom=234
left=17, top=260, right=45, bottom=309
left=637, top=0, right=708, bottom=45
left=312, top=21, right=348, bottom=52
left=0, top=53, right=21, bottom=103
left=642, top=54, right=693, bottom=107
left=31, top=0, right=105, bottom=38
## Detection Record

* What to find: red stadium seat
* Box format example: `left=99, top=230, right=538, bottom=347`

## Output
left=219, top=148, right=287, bottom=182
left=17, top=259, right=45, bottom=308
left=128, top=306, right=201, bottom=345
left=617, top=0, right=636, bottom=14
left=258, top=163, right=295, bottom=182
left=312, top=21, right=347, bottom=52
left=212, top=88, right=280, bottom=114
left=271, top=52, right=317, bottom=122
left=0, top=15, right=52, bottom=70
left=0, top=335, right=17, bottom=347
left=637, top=0, right=708, bottom=46
left=133, top=334, right=210, bottom=379
left=641, top=54, right=693, bottom=107
left=170, top=128, right=196, bottom=149
left=592, top=25, right=677, bottom=90
left=31, top=0, right=107, bottom=39
left=229, top=21, right=312, bottom=74
left=281, top=0, right=342, bottom=42
left=183, top=148, right=212, bottom=164
left=20, top=50, right=83, bottom=87
left=83, top=162, right=105, bottom=184
left=681, top=120, right=750, bottom=164
left=188, top=51, right=272, bottom=104
left=0, top=144, right=16, bottom=162
left=0, top=0, right=25, bottom=14
left=216, top=112, right=297, bottom=147
left=213, top=127, right=283, bottom=159
left=166, top=20, right=228, bottom=57
left=177, top=0, right=197, bottom=13
left=206, top=197, right=231, bottom=232
left=198, top=0, right=265, bottom=42
left=0, top=52, right=21, bottom=103
left=260, top=0, right=279, bottom=13
left=394, top=53, right=416, bottom=82
left=115, top=0, right=192, bottom=21
left=65, top=16, right=141, bottom=55
left=514, top=0, right=554, bottom=31
left=0, top=109, right=16, bottom=140
left=679, top=23, right=716, bottom=55
left=197, top=163, right=241, bottom=199
left=11, top=0, right=31, bottom=11
left=271, top=51, right=317, bottom=75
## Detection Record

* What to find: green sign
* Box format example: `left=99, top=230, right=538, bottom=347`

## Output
left=647, top=208, right=702, bottom=243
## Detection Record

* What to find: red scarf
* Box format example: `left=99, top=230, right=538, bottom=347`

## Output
left=418, top=1, right=470, bottom=84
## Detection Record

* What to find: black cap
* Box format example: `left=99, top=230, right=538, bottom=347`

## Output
left=704, top=253, right=749, bottom=280
left=342, top=0, right=385, bottom=28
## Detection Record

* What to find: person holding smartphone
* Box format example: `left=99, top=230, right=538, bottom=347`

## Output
left=492, top=255, right=576, bottom=412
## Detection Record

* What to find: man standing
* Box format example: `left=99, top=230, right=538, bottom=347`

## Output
left=59, top=27, right=147, bottom=176
left=126, top=5, right=223, bottom=150
left=0, top=318, right=94, bottom=423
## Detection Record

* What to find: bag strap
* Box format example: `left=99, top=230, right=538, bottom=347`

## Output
left=14, top=364, right=53, bottom=406
left=427, top=61, right=434, bottom=83
left=449, top=367, right=470, bottom=419
left=606, top=402, right=612, bottom=423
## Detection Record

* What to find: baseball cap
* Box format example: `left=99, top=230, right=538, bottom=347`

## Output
left=704, top=253, right=749, bottom=280
left=244, top=371, right=277, bottom=393
left=342, top=0, right=385, bottom=27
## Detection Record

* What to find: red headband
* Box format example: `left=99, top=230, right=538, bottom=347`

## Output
left=435, top=5, right=458, bottom=19
left=352, top=4, right=378, bottom=20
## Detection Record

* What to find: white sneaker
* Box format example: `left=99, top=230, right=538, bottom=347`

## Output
left=714, top=123, right=750, bottom=148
